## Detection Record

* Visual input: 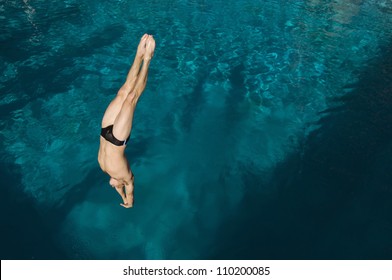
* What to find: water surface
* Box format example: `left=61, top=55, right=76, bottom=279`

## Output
left=1, top=0, right=392, bottom=259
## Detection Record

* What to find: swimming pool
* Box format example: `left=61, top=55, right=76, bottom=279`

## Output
left=1, top=0, right=392, bottom=259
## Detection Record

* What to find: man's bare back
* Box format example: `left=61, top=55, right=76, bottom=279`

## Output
left=98, top=34, right=155, bottom=208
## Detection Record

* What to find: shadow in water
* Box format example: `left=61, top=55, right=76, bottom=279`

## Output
left=0, top=161, right=67, bottom=259
left=0, top=23, right=125, bottom=118
left=179, top=69, right=209, bottom=133
left=209, top=43, right=392, bottom=259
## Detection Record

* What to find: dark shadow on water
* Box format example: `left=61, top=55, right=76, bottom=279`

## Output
left=0, top=21, right=125, bottom=117
left=225, top=62, right=247, bottom=122
left=177, top=61, right=247, bottom=134
left=180, top=70, right=208, bottom=132
left=208, top=43, right=392, bottom=259
left=0, top=161, right=67, bottom=259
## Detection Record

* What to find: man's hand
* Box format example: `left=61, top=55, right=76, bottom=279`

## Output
left=120, top=176, right=134, bottom=208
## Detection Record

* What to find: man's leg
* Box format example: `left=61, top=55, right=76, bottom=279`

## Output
left=112, top=35, right=155, bottom=141
left=101, top=34, right=148, bottom=128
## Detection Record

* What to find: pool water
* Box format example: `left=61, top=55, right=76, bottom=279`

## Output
left=1, top=0, right=392, bottom=259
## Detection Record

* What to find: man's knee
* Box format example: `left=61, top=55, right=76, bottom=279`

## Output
left=124, top=91, right=138, bottom=107
left=117, top=85, right=130, bottom=99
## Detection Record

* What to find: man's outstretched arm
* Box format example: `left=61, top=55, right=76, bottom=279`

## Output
left=120, top=174, right=134, bottom=208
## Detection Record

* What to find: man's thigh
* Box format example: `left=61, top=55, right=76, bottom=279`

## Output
left=112, top=98, right=136, bottom=140
left=101, top=90, right=127, bottom=127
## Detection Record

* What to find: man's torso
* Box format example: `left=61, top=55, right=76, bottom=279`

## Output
left=98, top=137, right=129, bottom=180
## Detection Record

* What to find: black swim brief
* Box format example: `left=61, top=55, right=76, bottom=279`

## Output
left=100, top=125, right=129, bottom=146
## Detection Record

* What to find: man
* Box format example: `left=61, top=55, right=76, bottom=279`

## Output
left=98, top=34, right=155, bottom=208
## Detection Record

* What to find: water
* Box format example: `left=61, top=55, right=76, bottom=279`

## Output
left=1, top=0, right=392, bottom=259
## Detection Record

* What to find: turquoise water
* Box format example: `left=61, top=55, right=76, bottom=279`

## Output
left=1, top=0, right=392, bottom=259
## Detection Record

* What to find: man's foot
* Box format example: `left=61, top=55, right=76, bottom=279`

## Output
left=136, top=34, right=149, bottom=58
left=144, top=35, right=156, bottom=60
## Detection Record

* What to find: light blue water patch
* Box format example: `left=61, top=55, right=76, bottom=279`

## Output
left=1, top=0, right=392, bottom=259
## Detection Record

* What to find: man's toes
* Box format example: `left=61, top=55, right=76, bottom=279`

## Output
left=140, top=35, right=148, bottom=47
